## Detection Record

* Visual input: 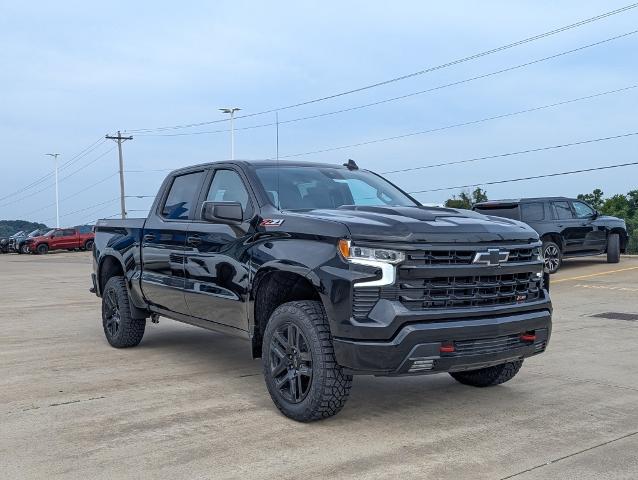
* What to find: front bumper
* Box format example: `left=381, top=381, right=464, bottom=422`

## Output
left=333, top=308, right=551, bottom=375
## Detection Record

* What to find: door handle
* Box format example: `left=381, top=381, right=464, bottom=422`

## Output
left=143, top=234, right=155, bottom=242
left=187, top=235, right=202, bottom=246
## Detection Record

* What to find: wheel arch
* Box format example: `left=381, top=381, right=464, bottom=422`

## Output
left=98, top=254, right=125, bottom=294
left=541, top=232, right=563, bottom=250
left=250, top=265, right=322, bottom=359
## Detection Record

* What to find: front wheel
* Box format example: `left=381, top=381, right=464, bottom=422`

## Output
left=102, top=276, right=145, bottom=348
left=450, top=360, right=523, bottom=387
left=607, top=233, right=620, bottom=263
left=262, top=300, right=353, bottom=422
left=36, top=244, right=49, bottom=255
left=542, top=241, right=562, bottom=273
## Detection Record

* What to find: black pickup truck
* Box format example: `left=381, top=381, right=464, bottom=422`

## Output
left=91, top=160, right=552, bottom=421
left=474, top=197, right=628, bottom=273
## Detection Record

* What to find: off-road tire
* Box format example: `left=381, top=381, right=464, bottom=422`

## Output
left=84, top=239, right=94, bottom=251
left=450, top=360, right=524, bottom=387
left=542, top=240, right=562, bottom=274
left=36, top=244, right=49, bottom=255
left=262, top=300, right=353, bottom=422
left=102, top=276, right=145, bottom=348
left=607, top=233, right=620, bottom=264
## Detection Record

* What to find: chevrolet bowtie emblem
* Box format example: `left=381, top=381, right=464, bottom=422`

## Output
left=472, top=248, right=509, bottom=266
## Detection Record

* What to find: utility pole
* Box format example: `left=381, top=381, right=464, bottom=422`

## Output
left=45, top=153, right=61, bottom=227
left=219, top=107, right=240, bottom=159
left=105, top=131, right=133, bottom=219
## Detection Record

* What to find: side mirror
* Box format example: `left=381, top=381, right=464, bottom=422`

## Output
left=592, top=210, right=599, bottom=219
left=201, top=201, right=243, bottom=224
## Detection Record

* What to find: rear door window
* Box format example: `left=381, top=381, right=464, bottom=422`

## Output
left=520, top=202, right=545, bottom=222
left=162, top=171, right=205, bottom=220
left=552, top=201, right=573, bottom=220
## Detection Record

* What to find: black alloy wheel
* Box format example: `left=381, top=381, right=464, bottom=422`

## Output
left=269, top=322, right=313, bottom=404
left=103, top=287, right=121, bottom=338
left=543, top=242, right=561, bottom=274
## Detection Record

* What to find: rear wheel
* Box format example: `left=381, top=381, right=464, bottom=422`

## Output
left=607, top=233, right=620, bottom=263
left=17, top=244, right=24, bottom=254
left=84, top=239, right=94, bottom=251
left=262, top=300, right=352, bottom=422
left=36, top=244, right=49, bottom=255
left=542, top=241, right=561, bottom=273
left=102, top=276, right=145, bottom=348
left=450, top=360, right=523, bottom=387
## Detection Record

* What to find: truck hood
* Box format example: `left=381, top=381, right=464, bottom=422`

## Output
left=290, top=205, right=539, bottom=243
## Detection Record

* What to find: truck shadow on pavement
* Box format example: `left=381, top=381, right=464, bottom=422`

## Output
left=134, top=323, right=533, bottom=423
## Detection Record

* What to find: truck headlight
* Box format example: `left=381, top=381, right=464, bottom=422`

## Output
left=338, top=239, right=405, bottom=265
left=338, top=239, right=404, bottom=287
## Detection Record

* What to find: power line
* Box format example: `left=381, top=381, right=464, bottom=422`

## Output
left=0, top=146, right=116, bottom=209
left=43, top=197, right=120, bottom=223
left=278, top=85, right=638, bottom=159
left=382, top=131, right=638, bottom=175
left=18, top=172, right=119, bottom=218
left=125, top=3, right=638, bottom=134
left=0, top=137, right=105, bottom=203
left=134, top=30, right=638, bottom=138
left=409, top=161, right=638, bottom=195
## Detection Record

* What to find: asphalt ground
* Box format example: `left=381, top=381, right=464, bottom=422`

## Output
left=1, top=252, right=637, bottom=479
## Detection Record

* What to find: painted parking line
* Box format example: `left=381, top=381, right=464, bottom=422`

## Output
left=553, top=266, right=638, bottom=284
left=574, top=283, right=638, bottom=292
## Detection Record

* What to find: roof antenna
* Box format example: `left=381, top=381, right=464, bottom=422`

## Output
left=276, top=112, right=281, bottom=210
left=343, top=158, right=358, bottom=170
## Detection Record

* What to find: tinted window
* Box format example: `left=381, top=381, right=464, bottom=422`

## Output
left=572, top=201, right=594, bottom=219
left=206, top=170, right=251, bottom=216
left=162, top=171, right=205, bottom=220
left=77, top=225, right=92, bottom=234
left=474, top=205, right=520, bottom=220
left=62, top=229, right=76, bottom=236
left=520, top=202, right=544, bottom=222
left=254, top=166, right=417, bottom=210
left=553, top=201, right=573, bottom=220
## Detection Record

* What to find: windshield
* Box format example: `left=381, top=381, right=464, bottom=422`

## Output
left=44, top=230, right=55, bottom=237
left=28, top=230, right=41, bottom=237
left=254, top=166, right=418, bottom=210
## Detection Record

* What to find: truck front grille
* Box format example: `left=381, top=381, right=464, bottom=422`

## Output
left=396, top=272, right=541, bottom=310
left=404, top=247, right=538, bottom=266
left=351, top=243, right=543, bottom=320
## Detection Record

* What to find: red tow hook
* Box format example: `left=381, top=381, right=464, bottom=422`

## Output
left=439, top=342, right=455, bottom=353
left=520, top=332, right=536, bottom=342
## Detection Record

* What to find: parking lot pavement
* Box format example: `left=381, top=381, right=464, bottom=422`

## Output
left=1, top=252, right=637, bottom=480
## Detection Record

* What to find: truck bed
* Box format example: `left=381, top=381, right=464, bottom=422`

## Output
left=95, top=218, right=146, bottom=229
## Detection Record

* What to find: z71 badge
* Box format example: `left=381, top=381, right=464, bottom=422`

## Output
left=259, top=218, right=285, bottom=227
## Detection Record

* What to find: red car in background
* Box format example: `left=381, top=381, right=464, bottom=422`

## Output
left=25, top=226, right=94, bottom=254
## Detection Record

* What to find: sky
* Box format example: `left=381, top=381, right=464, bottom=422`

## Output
left=1, top=0, right=637, bottom=227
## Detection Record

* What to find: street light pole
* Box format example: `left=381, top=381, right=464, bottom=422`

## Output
left=45, top=153, right=61, bottom=227
left=219, top=107, right=241, bottom=159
